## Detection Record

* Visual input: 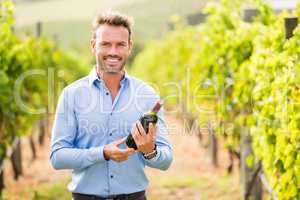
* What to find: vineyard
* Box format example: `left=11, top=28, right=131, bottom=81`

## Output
left=1, top=0, right=300, bottom=199
left=131, top=0, right=300, bottom=199
left=0, top=0, right=88, bottom=197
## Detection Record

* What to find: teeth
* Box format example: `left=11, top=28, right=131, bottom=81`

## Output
left=106, top=58, right=120, bottom=62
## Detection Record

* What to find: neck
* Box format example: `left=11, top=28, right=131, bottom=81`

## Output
left=96, top=66, right=125, bottom=91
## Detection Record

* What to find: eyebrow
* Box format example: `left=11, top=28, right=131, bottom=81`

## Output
left=99, top=40, right=127, bottom=43
left=118, top=41, right=127, bottom=45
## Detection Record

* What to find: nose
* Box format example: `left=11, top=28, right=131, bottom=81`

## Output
left=107, top=45, right=118, bottom=56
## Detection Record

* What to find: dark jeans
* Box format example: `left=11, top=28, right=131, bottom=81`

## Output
left=72, top=191, right=147, bottom=200
left=135, top=195, right=146, bottom=200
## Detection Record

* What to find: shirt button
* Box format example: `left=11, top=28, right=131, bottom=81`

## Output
left=106, top=92, right=109, bottom=95
left=110, top=175, right=114, bottom=178
left=109, top=133, right=112, bottom=136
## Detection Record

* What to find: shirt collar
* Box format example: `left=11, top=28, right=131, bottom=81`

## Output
left=88, top=66, right=130, bottom=87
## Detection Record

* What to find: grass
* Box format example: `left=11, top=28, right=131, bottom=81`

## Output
left=14, top=0, right=130, bottom=26
left=2, top=174, right=240, bottom=200
left=2, top=180, right=71, bottom=200
left=17, top=19, right=92, bottom=49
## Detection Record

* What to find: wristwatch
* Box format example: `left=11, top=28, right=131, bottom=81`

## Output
left=143, top=144, right=157, bottom=160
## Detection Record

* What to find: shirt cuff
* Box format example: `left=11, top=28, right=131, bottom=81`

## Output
left=88, top=146, right=106, bottom=163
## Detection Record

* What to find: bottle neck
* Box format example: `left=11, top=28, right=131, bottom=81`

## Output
left=151, top=102, right=162, bottom=113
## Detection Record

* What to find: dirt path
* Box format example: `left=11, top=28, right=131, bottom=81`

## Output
left=4, top=123, right=69, bottom=193
left=145, top=115, right=240, bottom=200
left=4, top=114, right=240, bottom=200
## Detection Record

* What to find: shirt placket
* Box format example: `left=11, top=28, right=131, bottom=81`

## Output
left=101, top=80, right=126, bottom=195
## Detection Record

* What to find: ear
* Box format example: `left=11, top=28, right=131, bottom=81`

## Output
left=90, top=38, right=96, bottom=54
left=128, top=40, right=133, bottom=55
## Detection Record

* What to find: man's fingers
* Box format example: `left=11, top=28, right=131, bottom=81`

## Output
left=113, top=149, right=135, bottom=162
left=132, top=131, right=141, bottom=144
left=148, top=123, right=156, bottom=140
left=114, top=137, right=127, bottom=146
left=115, top=157, right=127, bottom=162
left=137, top=122, right=147, bottom=136
left=135, top=123, right=142, bottom=136
left=118, top=157, right=128, bottom=162
left=118, top=148, right=135, bottom=156
left=147, top=123, right=156, bottom=141
left=122, top=148, right=135, bottom=154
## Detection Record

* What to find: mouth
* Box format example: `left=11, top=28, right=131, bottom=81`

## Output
left=104, top=56, right=122, bottom=66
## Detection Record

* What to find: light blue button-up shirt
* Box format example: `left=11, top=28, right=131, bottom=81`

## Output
left=50, top=67, right=173, bottom=197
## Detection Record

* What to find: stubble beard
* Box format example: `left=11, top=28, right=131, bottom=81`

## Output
left=97, top=58, right=126, bottom=75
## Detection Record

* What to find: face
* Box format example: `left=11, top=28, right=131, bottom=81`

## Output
left=91, top=24, right=132, bottom=74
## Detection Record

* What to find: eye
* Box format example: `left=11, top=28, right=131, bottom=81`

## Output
left=100, top=42, right=110, bottom=47
left=118, top=42, right=126, bottom=47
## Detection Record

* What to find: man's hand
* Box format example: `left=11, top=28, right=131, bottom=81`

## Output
left=103, top=137, right=135, bottom=162
left=132, top=122, right=157, bottom=154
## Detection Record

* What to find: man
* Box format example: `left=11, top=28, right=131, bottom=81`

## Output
left=50, top=11, right=173, bottom=200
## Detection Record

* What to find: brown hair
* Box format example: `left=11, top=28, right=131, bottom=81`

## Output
left=92, top=11, right=133, bottom=42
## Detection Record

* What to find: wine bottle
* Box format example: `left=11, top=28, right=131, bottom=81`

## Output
left=126, top=100, right=163, bottom=149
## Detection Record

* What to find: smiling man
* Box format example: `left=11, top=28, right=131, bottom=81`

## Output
left=50, top=12, right=173, bottom=200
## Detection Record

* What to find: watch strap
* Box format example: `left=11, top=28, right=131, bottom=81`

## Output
left=143, top=144, right=157, bottom=160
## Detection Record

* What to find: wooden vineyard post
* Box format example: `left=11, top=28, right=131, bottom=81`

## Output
left=0, top=159, right=4, bottom=197
left=0, top=138, right=5, bottom=197
left=38, top=119, right=46, bottom=146
left=242, top=8, right=259, bottom=23
left=284, top=17, right=298, bottom=39
left=36, top=21, right=42, bottom=38
left=29, top=134, right=37, bottom=160
left=240, top=9, right=262, bottom=200
left=240, top=125, right=262, bottom=200
left=208, top=121, right=218, bottom=167
left=10, top=138, right=23, bottom=180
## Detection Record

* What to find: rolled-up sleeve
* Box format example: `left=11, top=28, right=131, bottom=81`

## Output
left=50, top=88, right=106, bottom=170
left=143, top=106, right=173, bottom=171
